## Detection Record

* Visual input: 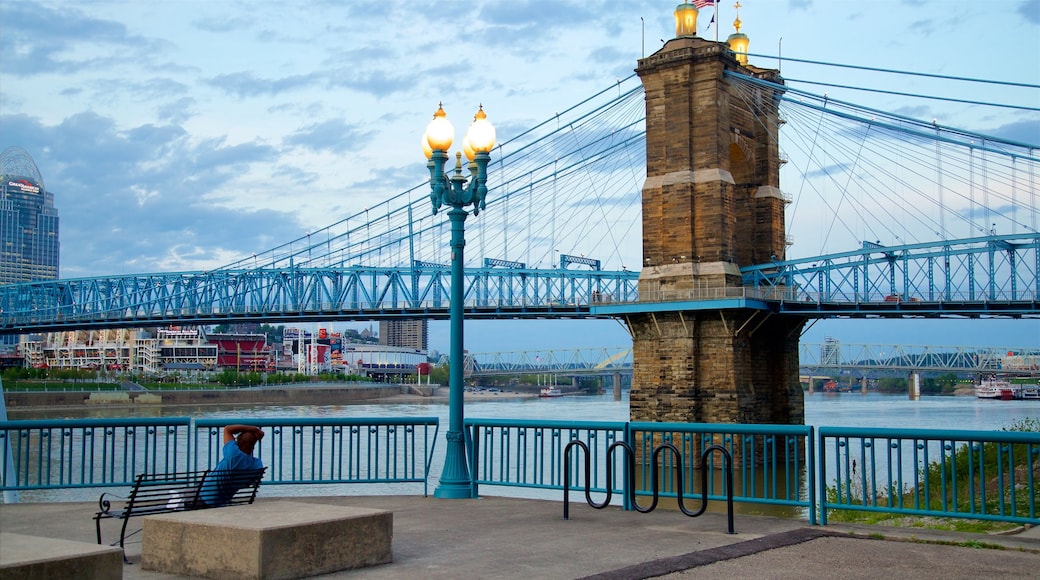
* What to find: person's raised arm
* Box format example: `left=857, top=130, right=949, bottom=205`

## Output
left=222, top=424, right=264, bottom=444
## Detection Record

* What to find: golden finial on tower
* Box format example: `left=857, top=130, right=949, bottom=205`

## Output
left=727, top=1, right=749, bottom=65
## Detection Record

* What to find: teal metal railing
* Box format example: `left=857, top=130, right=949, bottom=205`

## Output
left=629, top=423, right=816, bottom=524
left=465, top=419, right=816, bottom=522
left=193, top=418, right=440, bottom=496
left=0, top=418, right=193, bottom=490
left=464, top=419, right=628, bottom=499
left=818, top=426, right=1040, bottom=525
left=0, top=416, right=439, bottom=497
left=3, top=416, right=1039, bottom=527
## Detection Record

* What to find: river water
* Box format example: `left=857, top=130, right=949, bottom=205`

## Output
left=13, top=390, right=1034, bottom=431
left=5, top=391, right=1037, bottom=503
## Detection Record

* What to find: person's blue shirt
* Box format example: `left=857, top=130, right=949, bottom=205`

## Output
left=198, top=440, right=264, bottom=506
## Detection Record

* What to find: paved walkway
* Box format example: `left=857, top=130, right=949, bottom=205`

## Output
left=2, top=495, right=1038, bottom=579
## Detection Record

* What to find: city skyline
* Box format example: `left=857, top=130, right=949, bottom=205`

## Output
left=1, top=1, right=1037, bottom=352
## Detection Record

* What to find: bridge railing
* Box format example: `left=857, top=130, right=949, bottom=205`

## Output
left=0, top=416, right=439, bottom=497
left=194, top=419, right=438, bottom=498
left=818, top=427, right=1040, bottom=525
left=791, top=290, right=1040, bottom=304
left=465, top=418, right=629, bottom=499
left=617, top=286, right=1040, bottom=306
left=624, top=286, right=797, bottom=304
left=0, top=418, right=192, bottom=490
left=466, top=419, right=816, bottom=520
left=193, top=417, right=440, bottom=496
left=629, top=422, right=815, bottom=523
left=4, top=417, right=1039, bottom=526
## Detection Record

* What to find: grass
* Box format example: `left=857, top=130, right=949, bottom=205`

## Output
left=910, top=537, right=1007, bottom=550
left=826, top=510, right=1022, bottom=534
left=825, top=417, right=1038, bottom=534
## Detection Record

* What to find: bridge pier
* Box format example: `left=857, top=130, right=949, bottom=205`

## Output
left=908, top=372, right=921, bottom=400
left=628, top=312, right=803, bottom=424
left=628, top=11, right=805, bottom=426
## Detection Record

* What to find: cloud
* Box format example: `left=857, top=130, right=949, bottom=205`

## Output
left=156, top=97, right=198, bottom=124
left=0, top=1, right=165, bottom=76
left=284, top=119, right=374, bottom=154
left=981, top=118, right=1040, bottom=146
left=473, top=1, right=615, bottom=55
left=191, top=15, right=255, bottom=34
left=347, top=164, right=425, bottom=197
left=0, top=112, right=303, bottom=277
left=890, top=105, right=934, bottom=120
left=207, top=65, right=417, bottom=100
left=906, top=18, right=936, bottom=37
left=479, top=0, right=598, bottom=30
left=326, top=68, right=418, bottom=98
left=190, top=139, right=278, bottom=174
left=206, top=71, right=323, bottom=98
left=1019, top=0, right=1040, bottom=25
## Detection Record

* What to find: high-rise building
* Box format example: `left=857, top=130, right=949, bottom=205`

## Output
left=1, top=147, right=59, bottom=284
left=379, top=320, right=428, bottom=351
left=1, top=147, right=59, bottom=353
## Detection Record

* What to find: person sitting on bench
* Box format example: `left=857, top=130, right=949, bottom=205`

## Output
left=197, top=424, right=265, bottom=507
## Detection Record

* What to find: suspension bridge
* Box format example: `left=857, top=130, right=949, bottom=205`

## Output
left=1, top=55, right=1037, bottom=334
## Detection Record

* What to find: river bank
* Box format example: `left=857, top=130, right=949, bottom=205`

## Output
left=1, top=383, right=540, bottom=414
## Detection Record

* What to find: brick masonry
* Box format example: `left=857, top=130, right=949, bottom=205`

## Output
left=631, top=35, right=805, bottom=425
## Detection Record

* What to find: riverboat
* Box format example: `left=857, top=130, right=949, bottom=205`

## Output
left=539, top=387, right=563, bottom=398
left=975, top=378, right=1020, bottom=400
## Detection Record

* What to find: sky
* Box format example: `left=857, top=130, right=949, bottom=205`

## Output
left=1, top=0, right=1039, bottom=354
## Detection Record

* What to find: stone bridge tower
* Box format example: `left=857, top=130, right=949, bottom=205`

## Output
left=626, top=5, right=806, bottom=425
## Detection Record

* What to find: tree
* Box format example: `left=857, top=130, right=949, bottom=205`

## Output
left=876, top=377, right=907, bottom=394
left=934, top=373, right=959, bottom=395
left=429, top=364, right=449, bottom=385
left=257, top=324, right=284, bottom=344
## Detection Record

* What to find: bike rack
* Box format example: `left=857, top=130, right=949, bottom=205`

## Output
left=563, top=439, right=735, bottom=534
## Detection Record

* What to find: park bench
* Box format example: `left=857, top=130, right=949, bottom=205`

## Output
left=94, top=467, right=265, bottom=558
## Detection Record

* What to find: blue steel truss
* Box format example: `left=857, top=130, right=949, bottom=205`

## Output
left=1, top=235, right=1036, bottom=334
left=0, top=267, right=639, bottom=334
left=742, top=233, right=1039, bottom=317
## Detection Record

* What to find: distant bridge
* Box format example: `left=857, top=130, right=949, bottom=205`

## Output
left=463, top=344, right=1040, bottom=377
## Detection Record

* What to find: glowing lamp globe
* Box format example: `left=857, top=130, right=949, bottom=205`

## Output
left=728, top=33, right=749, bottom=65
left=466, top=106, right=496, bottom=154
left=424, top=104, right=454, bottom=153
left=674, top=3, right=698, bottom=38
left=422, top=133, right=434, bottom=160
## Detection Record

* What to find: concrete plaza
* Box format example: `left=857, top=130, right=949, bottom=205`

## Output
left=1, top=495, right=1038, bottom=579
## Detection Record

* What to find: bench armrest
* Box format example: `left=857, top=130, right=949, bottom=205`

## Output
left=96, top=491, right=129, bottom=516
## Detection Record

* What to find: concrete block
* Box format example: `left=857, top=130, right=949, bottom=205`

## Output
left=86, top=392, right=130, bottom=404
left=141, top=501, right=392, bottom=580
left=134, top=393, right=162, bottom=404
left=0, top=532, right=123, bottom=580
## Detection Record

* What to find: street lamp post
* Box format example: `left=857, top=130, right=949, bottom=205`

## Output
left=423, top=103, right=495, bottom=499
